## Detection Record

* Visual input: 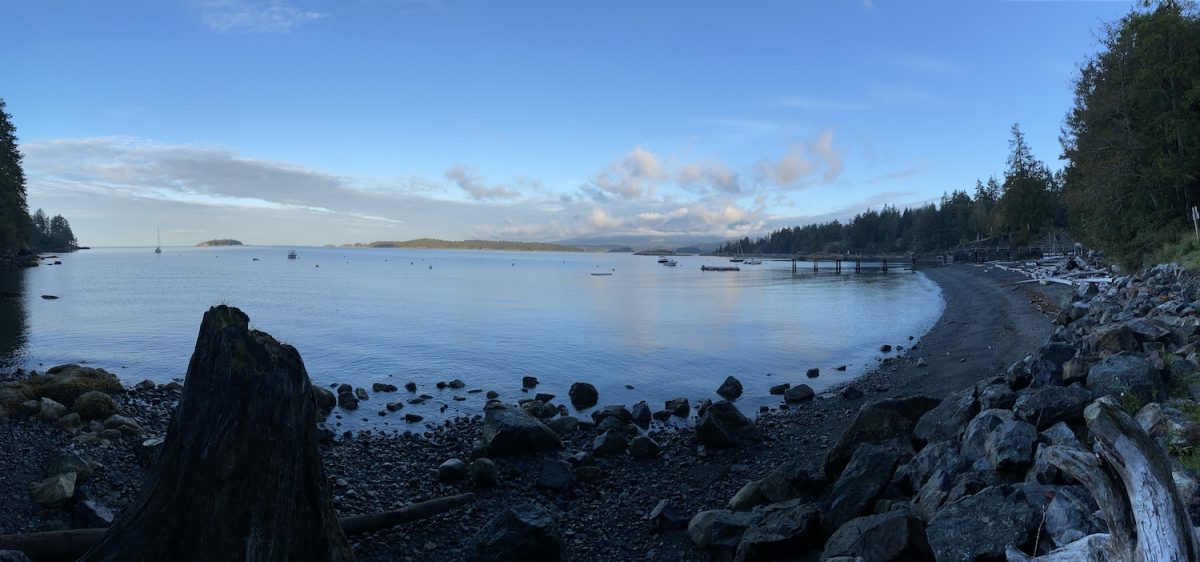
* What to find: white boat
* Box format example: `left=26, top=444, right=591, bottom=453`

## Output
left=744, top=258, right=762, bottom=265
left=154, top=227, right=162, bottom=254
left=663, top=259, right=678, bottom=267
left=730, top=241, right=744, bottom=262
left=657, top=256, right=669, bottom=263
left=287, top=250, right=297, bottom=259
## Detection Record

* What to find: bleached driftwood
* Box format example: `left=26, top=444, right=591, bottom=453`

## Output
left=1005, top=397, right=1199, bottom=562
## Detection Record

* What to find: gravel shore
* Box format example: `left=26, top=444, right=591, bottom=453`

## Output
left=0, top=263, right=1068, bottom=561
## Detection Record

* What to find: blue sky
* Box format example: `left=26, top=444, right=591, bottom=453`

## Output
left=4, top=0, right=1132, bottom=247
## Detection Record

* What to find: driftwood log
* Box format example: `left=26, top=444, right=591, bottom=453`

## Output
left=0, top=494, right=475, bottom=562
left=1006, top=397, right=1200, bottom=562
left=79, top=305, right=352, bottom=562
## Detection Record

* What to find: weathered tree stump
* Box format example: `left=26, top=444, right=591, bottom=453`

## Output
left=80, top=305, right=355, bottom=562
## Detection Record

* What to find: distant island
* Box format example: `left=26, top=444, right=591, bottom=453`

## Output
left=344, top=239, right=583, bottom=252
left=196, top=239, right=244, bottom=247
left=606, top=246, right=634, bottom=253
left=633, top=249, right=676, bottom=256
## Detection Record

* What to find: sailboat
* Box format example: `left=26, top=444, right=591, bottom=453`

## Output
left=155, top=227, right=162, bottom=254
left=729, top=241, right=744, bottom=262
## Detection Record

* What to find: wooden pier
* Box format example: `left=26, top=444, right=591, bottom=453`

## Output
left=789, top=254, right=911, bottom=274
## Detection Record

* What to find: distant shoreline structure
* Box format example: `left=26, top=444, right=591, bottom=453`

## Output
left=341, top=239, right=584, bottom=252
left=196, top=239, right=244, bottom=247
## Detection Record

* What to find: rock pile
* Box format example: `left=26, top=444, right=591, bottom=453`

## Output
left=684, top=263, right=1200, bottom=561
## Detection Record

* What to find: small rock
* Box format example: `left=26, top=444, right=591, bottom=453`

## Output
left=521, top=376, right=539, bottom=388
left=404, top=381, right=417, bottom=392
left=448, top=379, right=465, bottom=389
left=593, top=430, right=628, bottom=456
left=835, top=365, right=847, bottom=371
left=470, top=504, right=565, bottom=562
left=568, top=382, right=599, bottom=409
left=769, top=383, right=790, bottom=395
left=486, top=390, right=499, bottom=399
left=438, top=458, right=469, bottom=481
left=472, top=458, right=498, bottom=486
left=629, top=436, right=661, bottom=459
left=630, top=401, right=652, bottom=428
left=916, top=358, right=928, bottom=368
left=134, top=379, right=156, bottom=391
left=881, top=344, right=892, bottom=352
left=53, top=412, right=83, bottom=432
left=806, top=368, right=820, bottom=378
left=841, top=387, right=864, bottom=400
left=37, top=398, right=68, bottom=422
left=646, top=499, right=689, bottom=531
left=784, top=385, right=815, bottom=403
left=404, top=413, right=423, bottom=423
left=666, top=397, right=690, bottom=417
left=717, top=376, right=744, bottom=400
left=29, top=472, right=76, bottom=504
left=372, top=383, right=398, bottom=392
left=72, top=391, right=117, bottom=421
left=537, top=459, right=574, bottom=491
left=354, top=388, right=369, bottom=401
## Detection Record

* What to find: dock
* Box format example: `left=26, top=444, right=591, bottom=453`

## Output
left=789, top=254, right=911, bottom=274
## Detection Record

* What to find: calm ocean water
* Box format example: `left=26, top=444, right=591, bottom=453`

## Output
left=0, top=247, right=943, bottom=429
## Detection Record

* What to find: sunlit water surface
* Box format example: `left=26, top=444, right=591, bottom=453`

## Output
left=0, top=247, right=943, bottom=429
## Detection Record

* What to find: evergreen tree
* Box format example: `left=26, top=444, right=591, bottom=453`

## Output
left=0, top=98, right=34, bottom=250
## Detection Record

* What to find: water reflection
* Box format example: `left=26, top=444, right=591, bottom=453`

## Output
left=0, top=266, right=28, bottom=374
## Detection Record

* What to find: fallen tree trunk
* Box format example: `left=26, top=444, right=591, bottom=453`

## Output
left=0, top=494, right=475, bottom=562
left=1006, top=397, right=1199, bottom=562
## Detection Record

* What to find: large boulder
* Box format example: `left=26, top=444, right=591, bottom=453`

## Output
left=735, top=502, right=823, bottom=562
left=568, top=382, right=598, bottom=409
left=825, top=396, right=937, bottom=478
left=913, top=388, right=977, bottom=446
left=688, top=510, right=762, bottom=550
left=824, top=442, right=904, bottom=529
left=1089, top=323, right=1139, bottom=354
left=1044, top=486, right=1103, bottom=549
left=695, top=400, right=759, bottom=448
left=72, top=391, right=118, bottom=421
left=1087, top=353, right=1165, bottom=405
left=470, top=504, right=566, bottom=562
left=481, top=402, right=563, bottom=456
left=962, top=409, right=1036, bottom=473
left=925, top=486, right=1039, bottom=562
left=29, top=471, right=77, bottom=504
left=820, top=511, right=934, bottom=562
left=1012, top=385, right=1092, bottom=429
left=907, top=440, right=966, bottom=491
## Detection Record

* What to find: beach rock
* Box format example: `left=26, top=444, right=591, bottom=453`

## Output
left=354, top=387, right=368, bottom=401
left=102, top=414, right=142, bottom=436
left=521, top=376, right=539, bottom=389
left=53, top=412, right=82, bottom=432
left=631, top=400, right=652, bottom=428
left=821, top=511, right=934, bottom=562
left=472, top=458, right=498, bottom=486
left=29, top=471, right=76, bottom=504
left=337, top=388, right=359, bottom=410
left=696, top=400, right=759, bottom=448
left=470, top=504, right=566, bottom=562
left=769, top=383, right=790, bottom=395
left=978, top=384, right=1016, bottom=411
left=825, top=396, right=937, bottom=478
left=1039, top=422, right=1082, bottom=448
left=962, top=409, right=1036, bottom=473
left=481, top=402, right=562, bottom=456
left=824, top=442, right=903, bottom=529
left=629, top=435, right=661, bottom=459
left=1125, top=317, right=1171, bottom=343
left=841, top=387, right=863, bottom=400
left=646, top=500, right=690, bottom=531
left=1044, top=486, right=1102, bottom=548
left=1090, top=323, right=1139, bottom=354
left=371, top=383, right=397, bottom=393
left=806, top=368, right=820, bottom=378
left=546, top=416, right=578, bottom=436
left=438, top=458, right=469, bottom=482
left=7, top=364, right=122, bottom=408
left=534, top=393, right=555, bottom=403
left=718, top=376, right=744, bottom=400
left=71, top=391, right=118, bottom=421
left=908, top=440, right=966, bottom=491
left=404, top=381, right=417, bottom=392
left=448, top=379, right=465, bottom=389
left=536, top=459, right=574, bottom=491
left=311, top=385, right=336, bottom=417
left=568, top=382, right=598, bottom=409
left=36, top=398, right=68, bottom=422
left=592, top=430, right=628, bottom=456
left=1137, top=402, right=1200, bottom=451
left=784, top=384, right=814, bottom=403
left=1087, top=353, right=1165, bottom=404
left=74, top=497, right=116, bottom=529
left=735, top=502, right=822, bottom=562
left=880, top=344, right=892, bottom=353
left=688, top=510, right=762, bottom=550
left=137, top=437, right=166, bottom=467
left=926, top=486, right=1039, bottom=562
left=916, top=357, right=928, bottom=368
left=485, top=390, right=499, bottom=399
left=521, top=400, right=557, bottom=419
left=1012, top=384, right=1091, bottom=429
left=666, top=397, right=690, bottom=417
left=913, top=387, right=977, bottom=445
left=404, top=413, right=423, bottom=423
left=43, top=451, right=96, bottom=481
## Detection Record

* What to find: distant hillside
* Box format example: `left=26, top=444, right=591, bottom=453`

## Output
left=196, top=239, right=243, bottom=247
left=606, top=246, right=634, bottom=253
left=345, top=239, right=583, bottom=252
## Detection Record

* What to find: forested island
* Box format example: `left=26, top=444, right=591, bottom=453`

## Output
left=344, top=239, right=583, bottom=252
left=196, top=239, right=243, bottom=247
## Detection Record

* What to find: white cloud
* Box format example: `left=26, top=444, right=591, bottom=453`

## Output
left=192, top=0, right=325, bottom=33
left=587, top=146, right=666, bottom=200
left=758, top=129, right=844, bottom=188
left=444, top=166, right=522, bottom=201
left=677, top=162, right=742, bottom=195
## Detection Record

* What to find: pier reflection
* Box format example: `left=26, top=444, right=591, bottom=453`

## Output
left=0, top=266, right=28, bottom=374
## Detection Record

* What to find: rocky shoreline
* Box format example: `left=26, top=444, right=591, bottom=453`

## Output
left=1, top=264, right=1087, bottom=561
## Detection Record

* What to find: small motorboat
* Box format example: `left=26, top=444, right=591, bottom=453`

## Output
left=657, top=256, right=669, bottom=263
left=663, top=259, right=678, bottom=267
left=287, top=250, right=297, bottom=259
left=744, top=258, right=762, bottom=265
